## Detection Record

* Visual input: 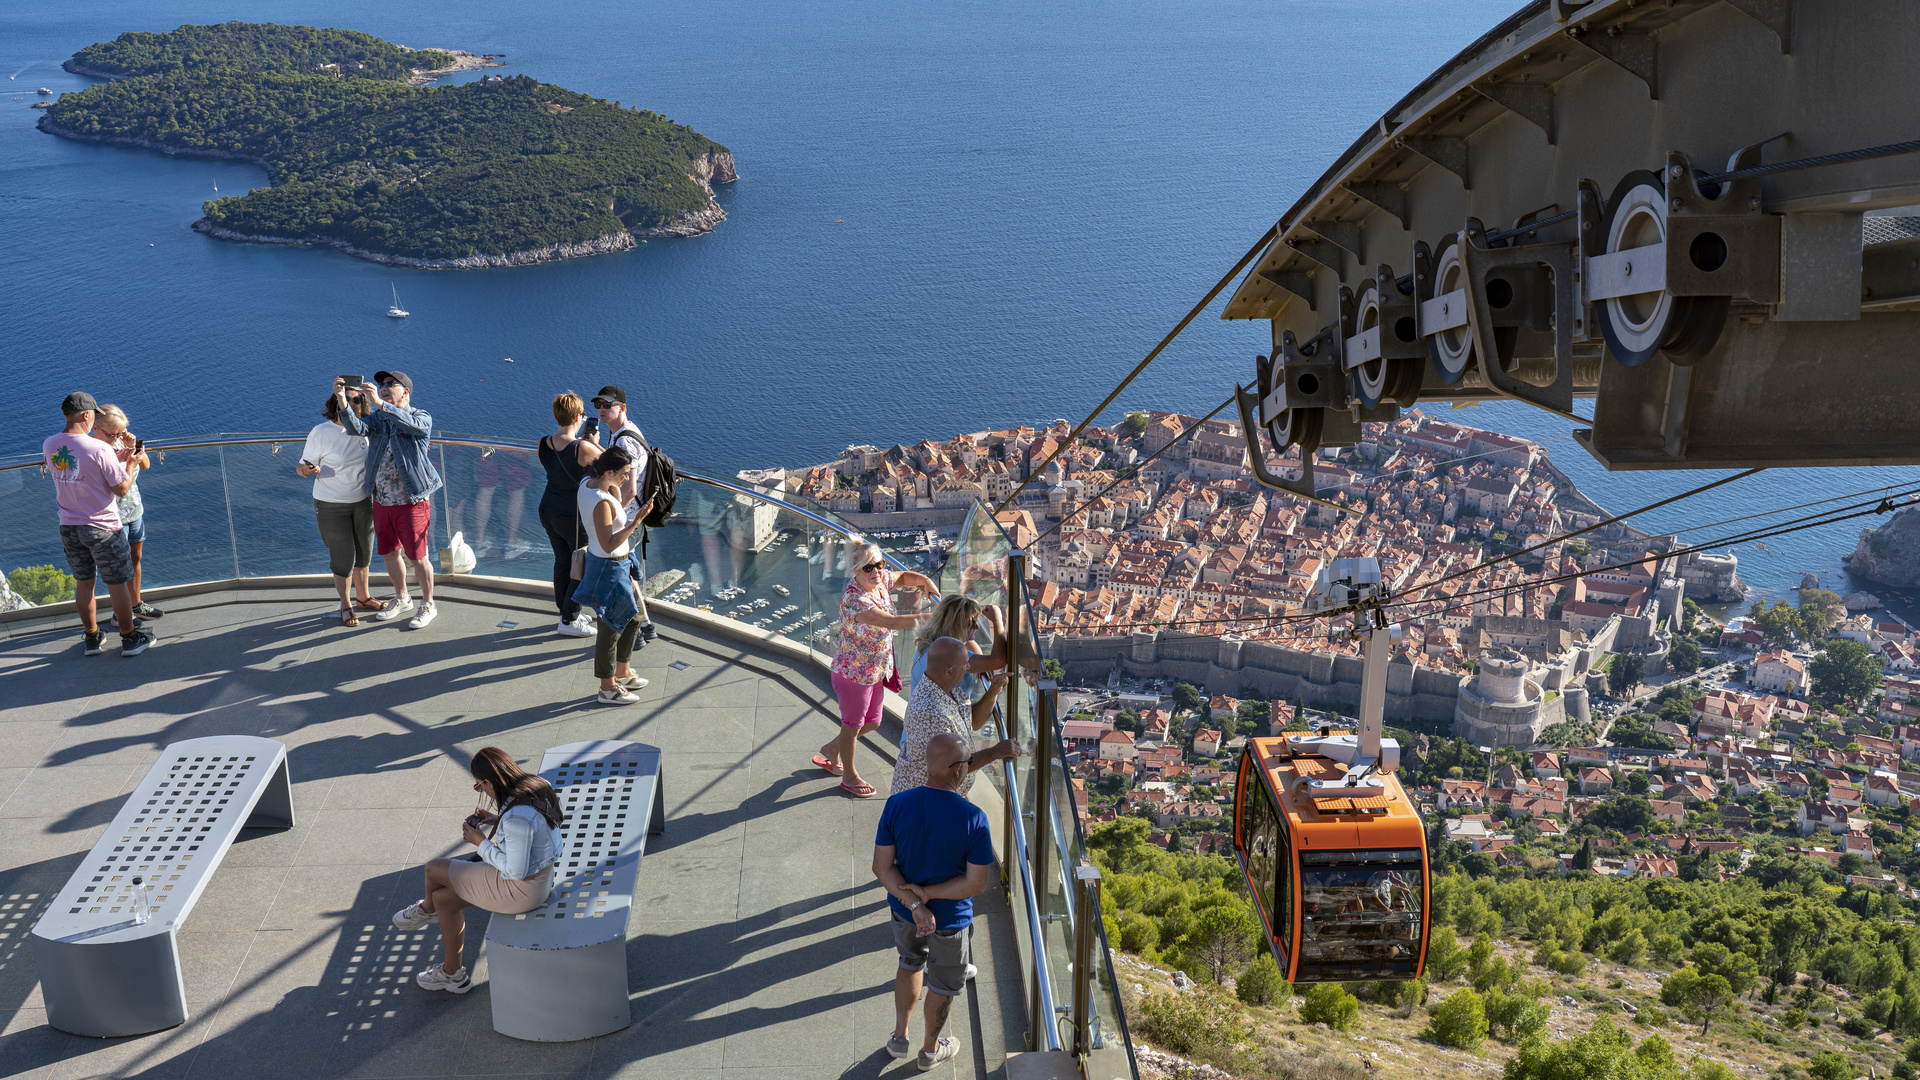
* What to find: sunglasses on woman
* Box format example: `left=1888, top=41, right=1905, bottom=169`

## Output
left=860, top=562, right=884, bottom=573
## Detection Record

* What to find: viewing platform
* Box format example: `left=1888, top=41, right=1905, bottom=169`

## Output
left=0, top=581, right=1027, bottom=1079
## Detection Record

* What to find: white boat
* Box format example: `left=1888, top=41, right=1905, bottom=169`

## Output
left=386, top=284, right=409, bottom=319
left=37, top=87, right=53, bottom=95
left=794, top=545, right=810, bottom=559
left=772, top=584, right=790, bottom=596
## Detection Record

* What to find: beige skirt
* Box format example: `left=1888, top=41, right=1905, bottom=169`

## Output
left=447, top=857, right=554, bottom=914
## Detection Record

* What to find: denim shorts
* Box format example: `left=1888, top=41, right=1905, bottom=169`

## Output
left=121, top=516, right=146, bottom=546
left=60, top=524, right=135, bottom=585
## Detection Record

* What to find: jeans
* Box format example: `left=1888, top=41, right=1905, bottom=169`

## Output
left=538, top=508, right=582, bottom=621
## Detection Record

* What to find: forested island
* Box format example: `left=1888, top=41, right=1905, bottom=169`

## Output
left=42, top=22, right=736, bottom=268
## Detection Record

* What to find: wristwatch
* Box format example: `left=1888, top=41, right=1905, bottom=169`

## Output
left=908, top=899, right=923, bottom=911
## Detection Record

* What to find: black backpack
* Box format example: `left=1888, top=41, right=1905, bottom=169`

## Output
left=635, top=434, right=677, bottom=528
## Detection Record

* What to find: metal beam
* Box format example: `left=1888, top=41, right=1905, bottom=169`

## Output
left=1256, top=268, right=1317, bottom=309
left=1285, top=236, right=1344, bottom=273
left=1303, top=219, right=1362, bottom=257
left=1724, top=0, right=1792, bottom=53
left=1397, top=135, right=1470, bottom=190
left=1472, top=80, right=1555, bottom=144
left=1342, top=182, right=1410, bottom=231
left=1567, top=25, right=1658, bottom=99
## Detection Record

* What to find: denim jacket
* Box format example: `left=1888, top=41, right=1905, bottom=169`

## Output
left=338, top=401, right=442, bottom=501
left=572, top=550, right=640, bottom=630
left=478, top=804, right=560, bottom=880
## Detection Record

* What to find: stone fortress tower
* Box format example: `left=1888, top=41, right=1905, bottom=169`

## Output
left=1453, top=648, right=1566, bottom=748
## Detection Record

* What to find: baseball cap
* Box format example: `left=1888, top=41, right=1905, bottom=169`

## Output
left=373, top=370, right=413, bottom=391
left=62, top=391, right=99, bottom=416
left=592, top=385, right=627, bottom=406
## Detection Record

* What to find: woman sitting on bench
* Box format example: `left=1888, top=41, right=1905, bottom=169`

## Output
left=393, top=746, right=564, bottom=993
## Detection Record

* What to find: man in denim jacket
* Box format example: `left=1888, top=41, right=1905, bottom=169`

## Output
left=338, top=371, right=444, bottom=628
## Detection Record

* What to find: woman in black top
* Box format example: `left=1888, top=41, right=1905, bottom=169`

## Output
left=537, top=391, right=602, bottom=636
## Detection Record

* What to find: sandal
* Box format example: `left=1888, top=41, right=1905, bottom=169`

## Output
left=355, top=597, right=384, bottom=612
left=840, top=780, right=877, bottom=799
left=340, top=606, right=360, bottom=628
left=811, top=753, right=844, bottom=776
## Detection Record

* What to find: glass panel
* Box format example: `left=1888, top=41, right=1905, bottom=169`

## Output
left=1296, top=849, right=1426, bottom=969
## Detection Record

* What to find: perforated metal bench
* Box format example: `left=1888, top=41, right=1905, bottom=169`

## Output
left=31, top=736, right=294, bottom=1037
left=483, top=740, right=665, bottom=1042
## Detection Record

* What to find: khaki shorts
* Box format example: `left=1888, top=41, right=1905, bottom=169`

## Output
left=447, top=857, right=554, bottom=915
left=891, top=916, right=970, bottom=997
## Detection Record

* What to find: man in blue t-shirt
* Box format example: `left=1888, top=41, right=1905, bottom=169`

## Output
left=872, top=732, right=995, bottom=1071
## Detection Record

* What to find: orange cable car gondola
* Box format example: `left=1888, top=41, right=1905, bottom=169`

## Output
left=1230, top=559, right=1430, bottom=984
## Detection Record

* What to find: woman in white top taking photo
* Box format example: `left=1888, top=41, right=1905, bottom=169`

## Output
left=296, top=378, right=379, bottom=625
left=573, top=447, right=654, bottom=705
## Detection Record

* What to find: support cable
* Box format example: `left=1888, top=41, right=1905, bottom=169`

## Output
left=992, top=225, right=1279, bottom=515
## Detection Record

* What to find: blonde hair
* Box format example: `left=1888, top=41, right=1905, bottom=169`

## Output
left=96, top=404, right=128, bottom=433
left=552, top=391, right=585, bottom=425
left=849, top=542, right=887, bottom=577
left=915, top=593, right=982, bottom=654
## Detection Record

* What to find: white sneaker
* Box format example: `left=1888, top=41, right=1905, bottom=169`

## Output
left=408, top=601, right=437, bottom=629
left=615, top=674, right=649, bottom=691
left=392, top=901, right=435, bottom=930
left=374, top=596, right=414, bottom=621
left=416, top=964, right=472, bottom=993
left=965, top=963, right=978, bottom=981
left=597, top=687, right=638, bottom=706
left=556, top=614, right=594, bottom=637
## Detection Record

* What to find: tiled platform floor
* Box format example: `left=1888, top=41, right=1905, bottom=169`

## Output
left=0, top=582, right=1025, bottom=1079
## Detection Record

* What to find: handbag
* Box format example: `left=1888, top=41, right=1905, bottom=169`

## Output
left=884, top=662, right=902, bottom=694
left=570, top=546, right=587, bottom=580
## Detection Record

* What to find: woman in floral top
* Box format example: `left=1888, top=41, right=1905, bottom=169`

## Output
left=816, top=541, right=941, bottom=797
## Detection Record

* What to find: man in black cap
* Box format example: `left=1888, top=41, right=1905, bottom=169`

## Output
left=44, top=392, right=152, bottom=656
left=338, top=370, right=444, bottom=629
left=590, top=385, right=655, bottom=641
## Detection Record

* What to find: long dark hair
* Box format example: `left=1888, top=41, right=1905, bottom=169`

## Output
left=469, top=746, right=565, bottom=829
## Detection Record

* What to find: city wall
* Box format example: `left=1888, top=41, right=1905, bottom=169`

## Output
left=837, top=508, right=970, bottom=534
left=1046, top=630, right=1462, bottom=721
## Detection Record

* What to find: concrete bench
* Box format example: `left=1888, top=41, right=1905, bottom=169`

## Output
left=483, top=740, right=665, bottom=1042
left=32, top=736, right=294, bottom=1037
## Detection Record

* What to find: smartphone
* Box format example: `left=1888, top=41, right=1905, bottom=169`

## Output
left=580, top=417, right=599, bottom=439
left=342, top=374, right=363, bottom=387
left=133, top=438, right=145, bottom=452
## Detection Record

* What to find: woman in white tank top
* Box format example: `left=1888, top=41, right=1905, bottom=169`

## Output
left=572, top=448, right=652, bottom=704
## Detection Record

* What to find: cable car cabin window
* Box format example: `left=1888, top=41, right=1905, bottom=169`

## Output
left=1244, top=774, right=1290, bottom=966
left=1296, top=848, right=1423, bottom=981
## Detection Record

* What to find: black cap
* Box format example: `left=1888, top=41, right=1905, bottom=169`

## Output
left=62, top=392, right=98, bottom=416
left=374, top=370, right=413, bottom=391
left=592, top=385, right=626, bottom=406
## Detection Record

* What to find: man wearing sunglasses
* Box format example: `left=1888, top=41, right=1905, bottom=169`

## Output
left=339, top=371, right=443, bottom=628
left=588, top=385, right=655, bottom=641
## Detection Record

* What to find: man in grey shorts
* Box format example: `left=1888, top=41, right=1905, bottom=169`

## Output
left=871, top=733, right=994, bottom=1071
left=43, top=392, right=152, bottom=657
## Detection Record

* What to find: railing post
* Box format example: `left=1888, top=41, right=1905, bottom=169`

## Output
left=1072, top=863, right=1102, bottom=1059
left=1005, top=547, right=1034, bottom=1046
left=1034, top=677, right=1056, bottom=922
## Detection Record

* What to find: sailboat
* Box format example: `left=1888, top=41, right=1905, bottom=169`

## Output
left=386, top=284, right=409, bottom=319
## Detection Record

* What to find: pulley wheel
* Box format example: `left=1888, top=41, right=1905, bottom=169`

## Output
left=1271, top=406, right=1323, bottom=456
left=1382, top=357, right=1423, bottom=407
left=1596, top=170, right=1731, bottom=367
left=1349, top=280, right=1389, bottom=408
left=1428, top=236, right=1475, bottom=383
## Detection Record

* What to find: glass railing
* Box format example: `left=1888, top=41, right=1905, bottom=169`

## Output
left=941, top=500, right=1137, bottom=1078
left=0, top=434, right=1135, bottom=1079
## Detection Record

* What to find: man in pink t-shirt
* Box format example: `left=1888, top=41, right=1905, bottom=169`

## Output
left=43, top=392, right=152, bottom=657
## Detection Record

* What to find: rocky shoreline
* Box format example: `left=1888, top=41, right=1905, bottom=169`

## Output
left=1843, top=506, right=1920, bottom=588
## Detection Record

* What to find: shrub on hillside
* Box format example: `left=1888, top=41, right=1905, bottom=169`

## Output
left=1299, top=984, right=1360, bottom=1032
left=1808, top=1050, right=1854, bottom=1080
left=8, top=565, right=73, bottom=606
left=1485, top=989, right=1548, bottom=1043
left=1422, top=988, right=1488, bottom=1052
left=1134, top=991, right=1250, bottom=1057
left=1234, top=954, right=1285, bottom=1006
left=1425, top=926, right=1468, bottom=982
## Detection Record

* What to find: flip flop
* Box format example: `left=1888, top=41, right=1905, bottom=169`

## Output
left=812, top=754, right=844, bottom=775
left=840, top=781, right=877, bottom=799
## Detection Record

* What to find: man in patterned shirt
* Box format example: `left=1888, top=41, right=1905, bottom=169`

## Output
left=891, top=637, right=1013, bottom=797
left=339, top=372, right=443, bottom=629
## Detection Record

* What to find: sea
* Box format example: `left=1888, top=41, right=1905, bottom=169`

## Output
left=3, top=0, right=1917, bottom=610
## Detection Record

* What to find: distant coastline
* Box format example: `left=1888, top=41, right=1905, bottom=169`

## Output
left=63, top=45, right=502, bottom=85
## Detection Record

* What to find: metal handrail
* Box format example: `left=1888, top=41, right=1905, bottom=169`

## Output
left=1, top=433, right=912, bottom=574
left=996, top=707, right=1063, bottom=1054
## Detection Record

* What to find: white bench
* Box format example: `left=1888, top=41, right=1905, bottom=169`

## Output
left=483, top=740, right=665, bottom=1042
left=31, top=736, right=294, bottom=1037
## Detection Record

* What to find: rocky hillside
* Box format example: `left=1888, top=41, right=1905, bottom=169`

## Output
left=1843, top=507, right=1920, bottom=588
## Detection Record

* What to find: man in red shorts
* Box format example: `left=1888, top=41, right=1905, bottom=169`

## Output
left=338, top=371, right=444, bottom=629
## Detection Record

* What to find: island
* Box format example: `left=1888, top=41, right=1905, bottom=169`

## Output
left=41, top=22, right=736, bottom=268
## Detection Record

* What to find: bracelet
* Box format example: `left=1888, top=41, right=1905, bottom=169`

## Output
left=909, top=899, right=923, bottom=911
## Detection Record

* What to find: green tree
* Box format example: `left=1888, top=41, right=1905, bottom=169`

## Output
left=1423, top=988, right=1488, bottom=1051
left=1810, top=639, right=1882, bottom=708
left=1688, top=942, right=1758, bottom=997
left=1234, top=953, right=1284, bottom=1006
left=1300, top=983, right=1360, bottom=1031
left=1486, top=989, right=1549, bottom=1043
left=1661, top=968, right=1733, bottom=1034
left=1669, top=636, right=1702, bottom=674
left=1426, top=926, right=1469, bottom=983
left=1502, top=1018, right=1690, bottom=1080
left=1807, top=1051, right=1853, bottom=1080
left=1043, top=659, right=1066, bottom=683
left=1179, top=904, right=1256, bottom=984
left=1172, top=682, right=1203, bottom=712
left=1119, top=412, right=1149, bottom=438
left=1117, top=912, right=1157, bottom=954
left=7, top=565, right=74, bottom=606
left=1087, top=817, right=1153, bottom=872
left=1610, top=653, right=1646, bottom=696
left=1800, top=589, right=1848, bottom=637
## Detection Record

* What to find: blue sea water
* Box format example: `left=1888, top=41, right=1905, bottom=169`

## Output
left=2, top=0, right=1916, bottom=605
